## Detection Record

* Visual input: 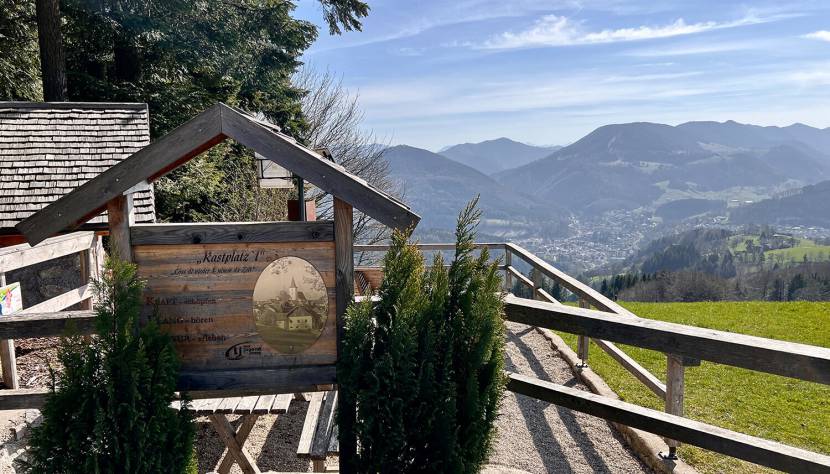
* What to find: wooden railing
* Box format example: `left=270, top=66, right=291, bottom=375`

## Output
left=354, top=242, right=830, bottom=472
left=0, top=232, right=103, bottom=389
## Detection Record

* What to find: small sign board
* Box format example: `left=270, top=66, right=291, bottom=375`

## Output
left=0, top=282, right=22, bottom=315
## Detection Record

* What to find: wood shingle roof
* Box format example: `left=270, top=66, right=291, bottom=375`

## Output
left=0, top=102, right=155, bottom=230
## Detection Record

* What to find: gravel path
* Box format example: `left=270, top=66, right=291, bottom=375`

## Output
left=488, top=322, right=650, bottom=474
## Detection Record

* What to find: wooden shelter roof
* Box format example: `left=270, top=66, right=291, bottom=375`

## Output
left=0, top=102, right=155, bottom=231
left=16, top=103, right=420, bottom=245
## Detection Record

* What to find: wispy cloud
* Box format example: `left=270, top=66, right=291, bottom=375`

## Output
left=480, top=13, right=786, bottom=50
left=624, top=40, right=767, bottom=57
left=803, top=30, right=830, bottom=42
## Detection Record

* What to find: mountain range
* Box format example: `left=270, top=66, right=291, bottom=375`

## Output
left=438, top=138, right=559, bottom=175
left=495, top=121, right=830, bottom=216
left=385, top=120, right=830, bottom=234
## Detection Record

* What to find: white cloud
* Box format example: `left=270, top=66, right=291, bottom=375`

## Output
left=624, top=40, right=766, bottom=57
left=803, top=30, right=830, bottom=42
left=480, top=13, right=779, bottom=50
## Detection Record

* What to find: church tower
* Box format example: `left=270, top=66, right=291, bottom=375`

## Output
left=289, top=277, right=298, bottom=301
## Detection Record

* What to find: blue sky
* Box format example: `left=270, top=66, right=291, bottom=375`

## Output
left=295, top=0, right=830, bottom=151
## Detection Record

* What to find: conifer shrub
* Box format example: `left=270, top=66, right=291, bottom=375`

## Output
left=22, top=257, right=195, bottom=473
left=339, top=199, right=505, bottom=473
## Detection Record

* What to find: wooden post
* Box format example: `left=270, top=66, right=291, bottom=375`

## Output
left=333, top=198, right=355, bottom=472
left=577, top=298, right=590, bottom=366
left=78, top=235, right=96, bottom=310
left=665, top=353, right=685, bottom=458
left=106, top=194, right=134, bottom=262
left=504, top=250, right=513, bottom=293
left=0, top=272, right=17, bottom=389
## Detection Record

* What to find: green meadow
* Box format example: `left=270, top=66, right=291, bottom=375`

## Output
left=556, top=301, right=830, bottom=473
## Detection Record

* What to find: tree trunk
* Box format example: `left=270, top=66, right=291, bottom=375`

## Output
left=36, top=0, right=67, bottom=101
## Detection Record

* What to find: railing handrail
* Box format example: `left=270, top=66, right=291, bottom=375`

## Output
left=0, top=231, right=97, bottom=273
left=504, top=294, right=830, bottom=385
left=353, top=242, right=506, bottom=252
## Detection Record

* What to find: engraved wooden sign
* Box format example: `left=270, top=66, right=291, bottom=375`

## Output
left=130, top=221, right=338, bottom=392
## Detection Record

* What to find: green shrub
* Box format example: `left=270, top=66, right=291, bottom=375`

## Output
left=339, top=199, right=505, bottom=473
left=22, top=257, right=195, bottom=473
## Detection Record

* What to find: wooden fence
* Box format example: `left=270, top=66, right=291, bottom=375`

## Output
left=354, top=243, right=830, bottom=473
left=0, top=231, right=103, bottom=389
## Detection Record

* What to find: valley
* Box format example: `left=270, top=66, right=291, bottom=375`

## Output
left=388, top=119, right=830, bottom=274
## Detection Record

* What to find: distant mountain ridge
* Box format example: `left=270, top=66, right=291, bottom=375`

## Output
left=383, top=144, right=569, bottom=234
left=495, top=120, right=830, bottom=216
left=729, top=180, right=830, bottom=227
left=439, top=137, right=559, bottom=175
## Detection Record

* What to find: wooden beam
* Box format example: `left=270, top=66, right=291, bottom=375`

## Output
left=592, top=339, right=666, bottom=400
left=666, top=354, right=685, bottom=450
left=0, top=231, right=95, bottom=273
left=333, top=198, right=356, bottom=471
left=16, top=105, right=224, bottom=245
left=106, top=195, right=133, bottom=262
left=504, top=295, right=830, bottom=385
left=0, top=310, right=96, bottom=339
left=0, top=388, right=50, bottom=410
left=353, top=242, right=506, bottom=252
left=507, top=372, right=830, bottom=474
left=297, top=391, right=325, bottom=457
left=507, top=265, right=534, bottom=290
left=176, top=365, right=336, bottom=392
left=209, top=414, right=261, bottom=474
left=220, top=104, right=420, bottom=231
left=130, top=221, right=334, bottom=245
left=505, top=243, right=637, bottom=317
left=0, top=272, right=16, bottom=389
left=534, top=287, right=560, bottom=304
left=20, top=285, right=91, bottom=314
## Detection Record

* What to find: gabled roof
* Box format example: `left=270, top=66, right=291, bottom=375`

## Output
left=0, top=102, right=156, bottom=230
left=16, top=103, right=420, bottom=245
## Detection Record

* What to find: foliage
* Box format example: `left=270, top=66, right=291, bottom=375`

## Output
left=339, top=198, right=505, bottom=473
left=22, top=257, right=194, bottom=473
left=556, top=301, right=830, bottom=474
left=1, top=0, right=370, bottom=222
left=0, top=0, right=41, bottom=100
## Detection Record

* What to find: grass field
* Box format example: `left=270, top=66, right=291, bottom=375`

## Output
left=729, top=234, right=830, bottom=264
left=555, top=301, right=830, bottom=473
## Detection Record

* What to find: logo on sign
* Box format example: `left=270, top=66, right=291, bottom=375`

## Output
left=224, top=341, right=263, bottom=360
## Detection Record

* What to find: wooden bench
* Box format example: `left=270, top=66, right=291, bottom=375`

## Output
left=173, top=391, right=339, bottom=473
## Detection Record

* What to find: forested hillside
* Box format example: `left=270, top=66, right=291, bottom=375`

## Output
left=591, top=226, right=830, bottom=302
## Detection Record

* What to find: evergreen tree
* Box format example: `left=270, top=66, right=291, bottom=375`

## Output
left=339, top=198, right=505, bottom=473
left=22, top=258, right=194, bottom=473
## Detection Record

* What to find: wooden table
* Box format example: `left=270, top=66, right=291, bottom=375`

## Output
left=174, top=390, right=338, bottom=474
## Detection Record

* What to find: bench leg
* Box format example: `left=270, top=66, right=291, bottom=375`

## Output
left=313, top=459, right=326, bottom=472
left=209, top=414, right=261, bottom=474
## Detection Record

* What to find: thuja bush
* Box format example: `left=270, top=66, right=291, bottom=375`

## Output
left=339, top=199, right=505, bottom=473
left=22, top=257, right=195, bottom=473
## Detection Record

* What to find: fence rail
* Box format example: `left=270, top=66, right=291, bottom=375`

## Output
left=354, top=242, right=830, bottom=467
left=0, top=231, right=103, bottom=389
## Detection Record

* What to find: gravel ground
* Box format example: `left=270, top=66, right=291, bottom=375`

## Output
left=488, top=322, right=650, bottom=474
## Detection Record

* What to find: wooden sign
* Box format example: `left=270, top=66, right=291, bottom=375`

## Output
left=130, top=221, right=338, bottom=392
